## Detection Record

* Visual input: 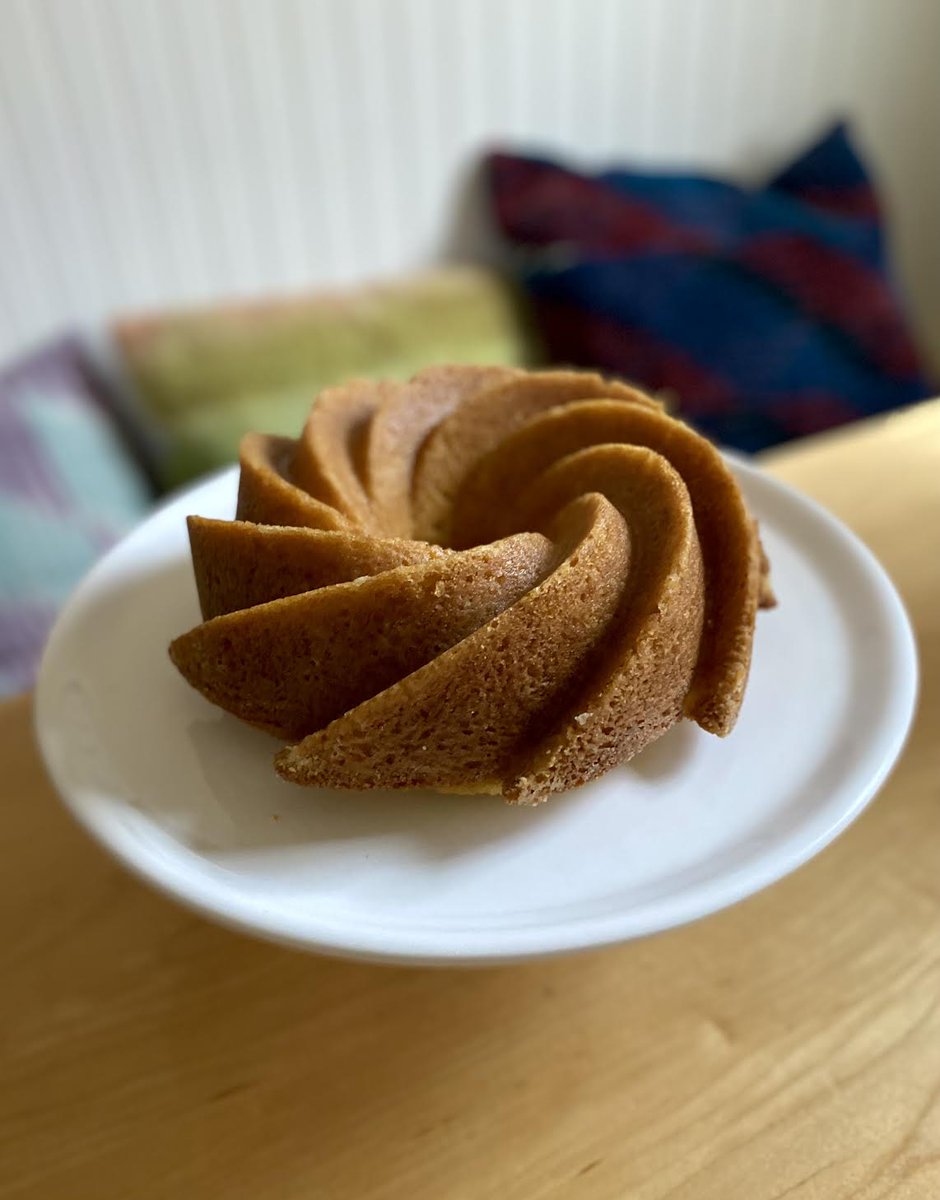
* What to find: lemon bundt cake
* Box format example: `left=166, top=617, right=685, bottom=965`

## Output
left=170, top=365, right=774, bottom=805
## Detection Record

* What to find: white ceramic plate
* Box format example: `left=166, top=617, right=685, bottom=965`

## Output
left=35, top=459, right=917, bottom=965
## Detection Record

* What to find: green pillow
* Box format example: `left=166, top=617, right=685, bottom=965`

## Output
left=115, top=268, right=539, bottom=488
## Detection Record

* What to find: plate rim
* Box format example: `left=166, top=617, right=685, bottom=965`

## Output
left=34, top=457, right=919, bottom=965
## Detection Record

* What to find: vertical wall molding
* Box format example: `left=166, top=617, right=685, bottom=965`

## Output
left=0, top=0, right=938, bottom=360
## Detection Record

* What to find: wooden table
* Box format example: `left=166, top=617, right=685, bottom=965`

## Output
left=3, top=403, right=940, bottom=1200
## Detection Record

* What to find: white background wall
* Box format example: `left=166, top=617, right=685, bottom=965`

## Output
left=1, top=0, right=939, bottom=365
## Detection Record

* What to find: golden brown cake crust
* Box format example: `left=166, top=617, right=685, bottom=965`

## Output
left=449, top=398, right=759, bottom=736
left=170, top=365, right=773, bottom=804
left=170, top=531, right=555, bottom=741
left=236, top=433, right=350, bottom=531
left=274, top=495, right=629, bottom=789
left=187, top=516, right=449, bottom=621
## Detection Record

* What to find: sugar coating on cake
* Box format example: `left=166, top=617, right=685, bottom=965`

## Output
left=169, top=365, right=774, bottom=804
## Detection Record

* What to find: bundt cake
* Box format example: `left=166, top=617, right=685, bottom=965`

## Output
left=169, top=365, right=774, bottom=805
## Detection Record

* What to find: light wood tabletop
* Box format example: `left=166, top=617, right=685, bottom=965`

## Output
left=3, top=402, right=939, bottom=1200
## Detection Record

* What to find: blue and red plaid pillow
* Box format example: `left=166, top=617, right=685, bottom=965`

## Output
left=488, top=124, right=931, bottom=452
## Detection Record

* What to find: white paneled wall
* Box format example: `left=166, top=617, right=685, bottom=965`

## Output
left=1, top=0, right=939, bottom=362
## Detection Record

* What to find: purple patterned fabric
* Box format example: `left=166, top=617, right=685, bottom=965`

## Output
left=0, top=337, right=153, bottom=695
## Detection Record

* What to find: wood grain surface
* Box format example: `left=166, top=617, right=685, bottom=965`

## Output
left=2, top=403, right=939, bottom=1199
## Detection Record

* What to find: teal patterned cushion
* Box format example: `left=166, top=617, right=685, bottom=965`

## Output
left=0, top=338, right=152, bottom=694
